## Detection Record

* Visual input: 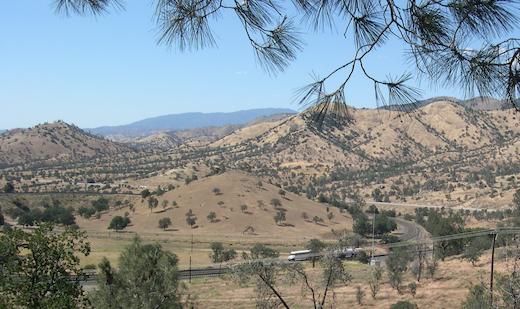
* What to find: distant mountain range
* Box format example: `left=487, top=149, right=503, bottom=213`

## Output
left=89, top=108, right=296, bottom=137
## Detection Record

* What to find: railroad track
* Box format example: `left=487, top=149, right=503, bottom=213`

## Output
left=78, top=267, right=230, bottom=285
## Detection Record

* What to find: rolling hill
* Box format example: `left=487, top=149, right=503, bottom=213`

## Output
left=205, top=99, right=520, bottom=208
left=77, top=171, right=351, bottom=241
left=0, top=121, right=133, bottom=166
left=2, top=97, right=519, bottom=209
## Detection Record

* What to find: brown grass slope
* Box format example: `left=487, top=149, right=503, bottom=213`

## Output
left=132, top=132, right=182, bottom=151
left=0, top=121, right=132, bottom=166
left=214, top=100, right=519, bottom=164
left=78, top=171, right=351, bottom=242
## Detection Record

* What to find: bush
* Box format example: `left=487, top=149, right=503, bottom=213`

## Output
left=356, top=251, right=369, bottom=264
left=108, top=216, right=131, bottom=231
left=15, top=205, right=75, bottom=226
left=250, top=244, right=280, bottom=259
left=140, top=189, right=151, bottom=199
left=210, top=242, right=237, bottom=263
left=158, top=217, right=172, bottom=230
left=307, top=239, right=326, bottom=253
left=207, top=211, right=217, bottom=223
left=3, top=182, right=15, bottom=193
left=78, top=206, right=96, bottom=219
left=92, top=198, right=109, bottom=212
left=41, top=205, right=76, bottom=226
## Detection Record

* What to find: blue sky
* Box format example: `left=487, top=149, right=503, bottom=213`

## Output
left=0, top=1, right=463, bottom=129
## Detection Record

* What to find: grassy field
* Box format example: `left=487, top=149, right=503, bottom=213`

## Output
left=80, top=231, right=308, bottom=269
left=183, top=251, right=505, bottom=308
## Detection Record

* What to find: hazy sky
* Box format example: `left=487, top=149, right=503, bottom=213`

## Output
left=0, top=2, right=464, bottom=129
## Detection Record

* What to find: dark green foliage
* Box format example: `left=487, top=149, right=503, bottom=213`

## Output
left=514, top=189, right=520, bottom=214
left=415, top=208, right=465, bottom=260
left=356, top=250, right=369, bottom=264
left=353, top=214, right=371, bottom=236
left=461, top=284, right=491, bottom=309
left=249, top=244, right=279, bottom=259
left=366, top=204, right=379, bottom=214
left=386, top=248, right=412, bottom=293
left=274, top=209, right=286, bottom=225
left=373, top=214, right=397, bottom=235
left=90, top=238, right=181, bottom=309
left=462, top=236, right=490, bottom=266
left=78, top=206, right=97, bottom=219
left=147, top=197, right=159, bottom=212
left=15, top=205, right=75, bottom=226
left=108, top=216, right=131, bottom=231
left=0, top=208, right=4, bottom=226
left=307, top=238, right=327, bottom=253
left=92, top=197, right=109, bottom=212
left=41, top=205, right=76, bottom=225
left=0, top=224, right=90, bottom=308
left=140, top=189, right=151, bottom=199
left=185, top=209, right=197, bottom=228
left=270, top=198, right=282, bottom=207
left=3, top=182, right=15, bottom=193
left=210, top=242, right=237, bottom=263
left=158, top=217, right=172, bottom=230
left=372, top=188, right=383, bottom=202
left=207, top=211, right=217, bottom=222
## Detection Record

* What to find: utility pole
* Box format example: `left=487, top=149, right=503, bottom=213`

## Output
left=490, top=231, right=498, bottom=306
left=371, top=212, right=376, bottom=265
left=190, top=231, right=193, bottom=283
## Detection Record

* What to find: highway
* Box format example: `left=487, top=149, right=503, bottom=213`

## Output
left=80, top=217, right=430, bottom=287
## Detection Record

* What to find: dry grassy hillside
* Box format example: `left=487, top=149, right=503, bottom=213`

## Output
left=214, top=101, right=520, bottom=164
left=205, top=100, right=520, bottom=208
left=0, top=121, right=132, bottom=166
left=77, top=171, right=351, bottom=242
left=2, top=99, right=519, bottom=209
left=133, top=132, right=181, bottom=150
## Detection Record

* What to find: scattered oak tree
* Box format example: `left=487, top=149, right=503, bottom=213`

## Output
left=207, top=211, right=217, bottom=223
left=185, top=209, right=197, bottom=228
left=158, top=217, right=172, bottom=230
left=148, top=197, right=159, bottom=213
left=108, top=215, right=131, bottom=231
left=210, top=242, right=237, bottom=264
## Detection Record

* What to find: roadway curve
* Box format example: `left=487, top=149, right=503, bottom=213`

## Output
left=392, top=217, right=430, bottom=242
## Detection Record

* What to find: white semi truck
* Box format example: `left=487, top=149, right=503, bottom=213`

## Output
left=288, top=247, right=362, bottom=261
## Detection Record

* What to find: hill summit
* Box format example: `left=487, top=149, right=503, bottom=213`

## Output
left=0, top=121, right=132, bottom=166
